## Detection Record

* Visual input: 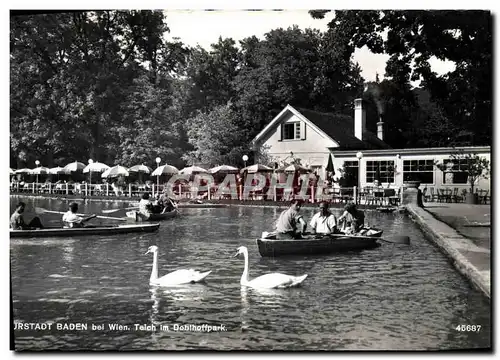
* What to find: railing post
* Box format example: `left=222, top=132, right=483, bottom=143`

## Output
left=66, top=183, right=69, bottom=195
left=152, top=184, right=155, bottom=197
left=274, top=186, right=277, bottom=202
left=106, top=183, right=109, bottom=196
left=311, top=185, right=314, bottom=203
left=32, top=183, right=35, bottom=193
left=129, top=184, right=132, bottom=197
left=353, top=186, right=357, bottom=204
left=86, top=183, right=89, bottom=197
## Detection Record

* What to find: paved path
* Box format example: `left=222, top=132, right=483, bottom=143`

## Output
left=408, top=201, right=491, bottom=298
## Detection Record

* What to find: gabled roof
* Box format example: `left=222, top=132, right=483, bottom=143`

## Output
left=251, top=105, right=391, bottom=150
left=295, top=107, right=391, bottom=150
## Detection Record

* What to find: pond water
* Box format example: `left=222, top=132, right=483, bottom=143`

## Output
left=10, top=197, right=491, bottom=351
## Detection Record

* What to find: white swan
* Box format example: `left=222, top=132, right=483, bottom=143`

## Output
left=145, top=246, right=211, bottom=286
left=233, top=246, right=307, bottom=289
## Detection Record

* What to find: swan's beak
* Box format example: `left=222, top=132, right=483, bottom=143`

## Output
left=144, top=249, right=151, bottom=255
left=232, top=251, right=240, bottom=258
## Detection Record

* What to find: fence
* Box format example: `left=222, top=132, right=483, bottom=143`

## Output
left=10, top=181, right=407, bottom=206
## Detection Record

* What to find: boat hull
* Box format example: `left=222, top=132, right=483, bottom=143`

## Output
left=10, top=223, right=160, bottom=238
left=126, top=209, right=178, bottom=221
left=257, top=231, right=382, bottom=257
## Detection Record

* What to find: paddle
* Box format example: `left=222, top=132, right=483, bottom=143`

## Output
left=102, top=206, right=139, bottom=214
left=35, top=207, right=127, bottom=221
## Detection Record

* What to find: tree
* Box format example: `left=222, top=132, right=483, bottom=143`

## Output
left=182, top=103, right=253, bottom=167
left=310, top=10, right=492, bottom=146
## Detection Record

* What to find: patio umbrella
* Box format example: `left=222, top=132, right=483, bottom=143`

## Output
left=179, top=165, right=209, bottom=175
left=83, top=161, right=110, bottom=173
left=128, top=164, right=152, bottom=174
left=151, top=164, right=179, bottom=176
left=15, top=168, right=32, bottom=174
left=102, top=165, right=130, bottom=178
left=209, top=165, right=239, bottom=174
left=240, top=164, right=273, bottom=174
left=325, top=154, right=335, bottom=176
left=49, top=166, right=68, bottom=175
left=29, top=166, right=50, bottom=175
left=63, top=161, right=85, bottom=173
left=277, top=164, right=311, bottom=173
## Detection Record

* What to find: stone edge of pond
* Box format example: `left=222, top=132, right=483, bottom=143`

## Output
left=406, top=204, right=490, bottom=299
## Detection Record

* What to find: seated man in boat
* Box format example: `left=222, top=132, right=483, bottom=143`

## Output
left=309, top=201, right=339, bottom=236
left=158, top=190, right=177, bottom=212
left=10, top=202, right=45, bottom=230
left=338, top=202, right=365, bottom=235
left=139, top=192, right=155, bottom=216
left=275, top=199, right=307, bottom=239
left=62, top=202, right=96, bottom=228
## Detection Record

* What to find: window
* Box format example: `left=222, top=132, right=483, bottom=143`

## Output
left=282, top=122, right=301, bottom=140
left=442, top=159, right=469, bottom=184
left=403, top=160, right=434, bottom=184
left=366, top=160, right=395, bottom=183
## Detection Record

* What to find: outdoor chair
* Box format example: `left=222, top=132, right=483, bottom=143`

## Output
left=452, top=188, right=463, bottom=203
left=429, top=187, right=439, bottom=202
left=478, top=189, right=489, bottom=204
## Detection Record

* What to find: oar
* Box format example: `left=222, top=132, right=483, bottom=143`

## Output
left=102, top=206, right=139, bottom=214
left=35, top=207, right=127, bottom=221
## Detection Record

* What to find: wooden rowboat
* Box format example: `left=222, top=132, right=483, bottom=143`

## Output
left=126, top=209, right=178, bottom=221
left=10, top=223, right=160, bottom=239
left=256, top=229, right=383, bottom=257
left=177, top=203, right=227, bottom=208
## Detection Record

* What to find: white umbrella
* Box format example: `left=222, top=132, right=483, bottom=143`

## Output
left=278, top=164, right=311, bottom=173
left=240, top=164, right=273, bottom=174
left=102, top=165, right=129, bottom=178
left=63, top=161, right=86, bottom=172
left=128, top=164, right=152, bottom=174
left=179, top=165, right=209, bottom=175
left=15, top=168, right=32, bottom=174
left=151, top=164, right=179, bottom=176
left=83, top=161, right=110, bottom=173
left=209, top=165, right=239, bottom=174
left=49, top=166, right=68, bottom=175
left=29, top=167, right=50, bottom=175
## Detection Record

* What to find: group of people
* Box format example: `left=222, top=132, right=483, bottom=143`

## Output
left=138, top=191, right=177, bottom=217
left=10, top=202, right=96, bottom=230
left=274, top=199, right=365, bottom=239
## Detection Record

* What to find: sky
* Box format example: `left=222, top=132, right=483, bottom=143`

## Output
left=163, top=9, right=456, bottom=85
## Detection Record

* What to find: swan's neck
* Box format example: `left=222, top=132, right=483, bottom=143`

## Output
left=241, top=249, right=250, bottom=285
left=150, top=252, right=159, bottom=282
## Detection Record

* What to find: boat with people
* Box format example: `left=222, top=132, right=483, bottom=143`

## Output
left=256, top=228, right=383, bottom=257
left=10, top=223, right=160, bottom=238
left=126, top=208, right=178, bottom=221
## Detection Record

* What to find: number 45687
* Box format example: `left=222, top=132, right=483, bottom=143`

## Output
left=455, top=325, right=481, bottom=332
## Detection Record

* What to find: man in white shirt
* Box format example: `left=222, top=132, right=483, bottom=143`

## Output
left=62, top=203, right=96, bottom=228
left=310, top=202, right=338, bottom=235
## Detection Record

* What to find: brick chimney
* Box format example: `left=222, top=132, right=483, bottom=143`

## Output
left=354, top=98, right=366, bottom=141
left=377, top=115, right=384, bottom=141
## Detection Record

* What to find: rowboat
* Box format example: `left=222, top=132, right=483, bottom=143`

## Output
left=256, top=229, right=383, bottom=257
left=126, top=209, right=178, bottom=221
left=10, top=223, right=160, bottom=239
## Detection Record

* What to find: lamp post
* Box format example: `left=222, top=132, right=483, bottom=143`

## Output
left=242, top=154, right=248, bottom=168
left=356, top=152, right=363, bottom=204
left=155, top=157, right=161, bottom=196
left=88, top=159, right=93, bottom=187
left=35, top=160, right=40, bottom=184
